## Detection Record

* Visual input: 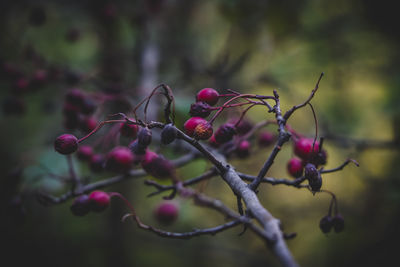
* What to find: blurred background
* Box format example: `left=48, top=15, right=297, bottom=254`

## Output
left=1, top=0, right=399, bottom=266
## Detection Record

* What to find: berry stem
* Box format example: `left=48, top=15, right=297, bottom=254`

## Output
left=77, top=119, right=127, bottom=143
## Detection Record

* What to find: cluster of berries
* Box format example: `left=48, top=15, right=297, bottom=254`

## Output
left=319, top=213, right=345, bottom=234
left=287, top=137, right=327, bottom=192
left=70, top=191, right=111, bottom=216
left=184, top=88, right=276, bottom=157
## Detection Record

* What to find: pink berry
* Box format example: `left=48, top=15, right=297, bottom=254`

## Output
left=236, top=140, right=251, bottom=158
left=183, top=117, right=208, bottom=137
left=294, top=138, right=319, bottom=160
left=88, top=191, right=110, bottom=212
left=258, top=131, right=275, bottom=147
left=287, top=158, right=303, bottom=178
left=54, top=134, right=78, bottom=155
left=154, top=201, right=179, bottom=225
left=196, top=88, right=219, bottom=106
left=105, top=147, right=134, bottom=173
left=120, top=121, right=138, bottom=138
left=77, top=145, right=93, bottom=161
left=141, top=150, right=175, bottom=179
left=208, top=134, right=220, bottom=148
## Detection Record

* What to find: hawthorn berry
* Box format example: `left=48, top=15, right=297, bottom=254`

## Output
left=294, top=138, right=319, bottom=160
left=189, top=101, right=211, bottom=118
left=208, top=134, right=220, bottom=148
left=141, top=151, right=175, bottom=179
left=183, top=117, right=208, bottom=137
left=332, top=214, right=345, bottom=233
left=120, top=121, right=138, bottom=138
left=319, top=215, right=333, bottom=233
left=79, top=116, right=97, bottom=134
left=105, top=147, right=134, bottom=173
left=196, top=88, right=219, bottom=106
left=161, top=124, right=177, bottom=145
left=88, top=191, right=110, bottom=212
left=287, top=158, right=303, bottom=178
left=77, top=145, right=94, bottom=161
left=194, top=122, right=213, bottom=140
left=304, top=163, right=322, bottom=192
left=230, top=118, right=253, bottom=136
left=54, top=134, right=79, bottom=155
left=70, top=194, right=91, bottom=216
left=236, top=140, right=251, bottom=158
left=258, top=131, right=275, bottom=147
left=137, top=127, right=152, bottom=147
left=154, top=201, right=179, bottom=225
left=214, top=123, right=236, bottom=144
left=129, top=140, right=147, bottom=157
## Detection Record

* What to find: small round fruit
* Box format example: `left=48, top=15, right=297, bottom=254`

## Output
left=196, top=88, right=219, bottom=106
left=88, top=191, right=110, bottom=212
left=236, top=140, right=251, bottom=158
left=183, top=117, right=208, bottom=137
left=287, top=158, right=304, bottom=178
left=319, top=215, right=333, bottom=233
left=215, top=123, right=236, bottom=144
left=161, top=124, right=177, bottom=145
left=105, top=147, right=134, bottom=173
left=54, top=134, right=79, bottom=155
left=193, top=122, right=213, bottom=140
left=154, top=201, right=179, bottom=225
left=77, top=145, right=93, bottom=161
left=189, top=101, right=211, bottom=118
left=332, top=214, right=345, bottom=233
left=70, top=194, right=91, bottom=216
left=294, top=138, right=319, bottom=160
left=258, top=131, right=275, bottom=147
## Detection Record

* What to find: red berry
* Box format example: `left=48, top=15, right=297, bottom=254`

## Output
left=294, top=138, right=319, bottom=160
left=287, top=158, right=303, bottom=178
left=196, top=88, right=219, bottom=106
left=120, top=121, right=138, bottom=138
left=77, top=145, right=94, bottom=161
left=105, top=147, right=134, bottom=173
left=194, top=122, right=213, bottom=140
left=154, top=201, right=179, bottom=225
left=141, top=150, right=175, bottom=179
left=236, top=140, right=251, bottom=158
left=88, top=191, right=110, bottom=212
left=183, top=117, right=208, bottom=137
left=208, top=134, right=220, bottom=148
left=54, top=134, right=78, bottom=155
left=258, top=131, right=275, bottom=147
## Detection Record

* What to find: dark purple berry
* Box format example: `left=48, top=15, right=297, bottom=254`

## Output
left=236, top=140, right=251, bottom=158
left=319, top=215, right=333, bottom=233
left=138, top=127, right=152, bottom=147
left=129, top=140, right=147, bottom=156
left=332, top=214, right=345, bottom=233
left=230, top=118, right=253, bottom=136
left=161, top=124, right=177, bottom=145
left=141, top=151, right=175, bottom=179
left=189, top=101, right=211, bottom=118
left=304, top=163, right=322, bottom=192
left=70, top=195, right=91, bottom=216
left=88, top=191, right=110, bottom=212
left=215, top=123, right=236, bottom=144
left=258, top=131, right=275, bottom=147
left=105, top=147, right=134, bottom=173
left=54, top=134, right=79, bottom=155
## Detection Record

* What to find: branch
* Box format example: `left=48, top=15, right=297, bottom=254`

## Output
left=320, top=159, right=359, bottom=174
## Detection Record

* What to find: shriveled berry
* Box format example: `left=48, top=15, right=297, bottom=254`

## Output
left=215, top=123, right=236, bottom=144
left=287, top=158, right=303, bottom=178
left=54, top=134, right=79, bottom=155
left=70, top=195, right=91, bottom=216
left=319, top=215, right=333, bottom=233
left=332, top=214, right=345, bottom=233
left=294, top=138, right=319, bottom=160
left=88, top=191, right=110, bottom=212
left=161, top=124, right=177, bottom=145
left=138, top=127, right=152, bottom=147
left=196, top=88, right=219, bottom=106
left=236, top=140, right=251, bottom=158
left=183, top=117, right=208, bottom=137
left=129, top=140, right=147, bottom=156
left=105, top=147, right=134, bottom=173
left=194, top=122, right=213, bottom=140
left=229, top=118, right=253, bottom=136
left=77, top=145, right=93, bottom=161
left=313, top=149, right=328, bottom=166
left=89, top=154, right=105, bottom=173
left=120, top=121, right=138, bottom=138
left=189, top=101, right=211, bottom=118
left=304, top=163, right=322, bottom=191
left=258, top=131, right=275, bottom=147
left=154, top=201, right=179, bottom=225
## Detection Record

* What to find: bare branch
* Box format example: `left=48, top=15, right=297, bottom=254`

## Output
left=320, top=159, right=359, bottom=174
